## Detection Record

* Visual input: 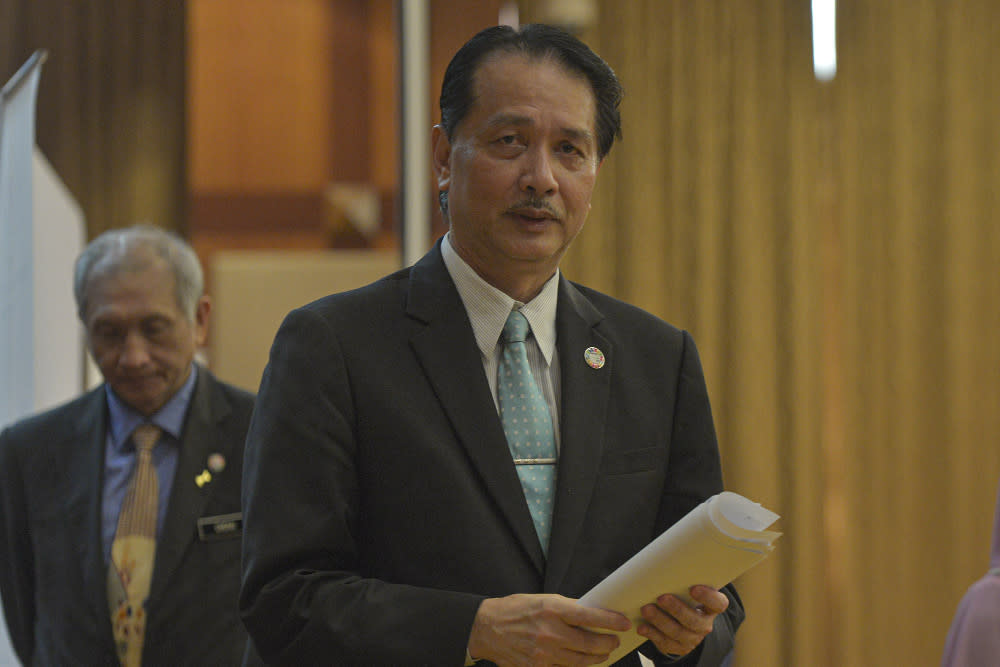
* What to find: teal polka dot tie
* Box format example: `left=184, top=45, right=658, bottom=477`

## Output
left=498, top=309, right=557, bottom=555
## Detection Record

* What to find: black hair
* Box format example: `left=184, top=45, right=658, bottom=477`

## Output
left=439, top=23, right=623, bottom=161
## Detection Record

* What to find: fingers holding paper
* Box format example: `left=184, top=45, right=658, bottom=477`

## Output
left=467, top=593, right=632, bottom=666
left=637, top=585, right=729, bottom=658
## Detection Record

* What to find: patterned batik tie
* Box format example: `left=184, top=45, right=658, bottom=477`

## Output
left=498, top=309, right=557, bottom=555
left=108, top=423, right=161, bottom=667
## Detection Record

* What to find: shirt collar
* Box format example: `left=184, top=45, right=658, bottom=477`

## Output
left=441, top=233, right=559, bottom=364
left=106, top=363, right=198, bottom=451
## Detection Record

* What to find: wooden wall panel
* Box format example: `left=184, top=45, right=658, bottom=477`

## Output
left=189, top=0, right=337, bottom=190
left=185, top=0, right=398, bottom=265
left=186, top=0, right=504, bottom=257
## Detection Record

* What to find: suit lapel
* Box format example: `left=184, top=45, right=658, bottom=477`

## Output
left=149, top=369, right=231, bottom=601
left=72, top=390, right=120, bottom=640
left=544, top=280, right=613, bottom=592
left=407, top=246, right=546, bottom=571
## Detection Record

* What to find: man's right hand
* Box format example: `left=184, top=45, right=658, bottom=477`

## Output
left=467, top=594, right=632, bottom=666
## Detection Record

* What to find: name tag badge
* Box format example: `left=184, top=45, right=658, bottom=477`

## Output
left=197, top=512, right=242, bottom=541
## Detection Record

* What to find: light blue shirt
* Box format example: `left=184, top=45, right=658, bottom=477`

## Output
left=440, top=233, right=562, bottom=448
left=101, top=364, right=198, bottom=564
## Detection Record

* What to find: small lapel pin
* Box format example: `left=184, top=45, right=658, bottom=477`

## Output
left=195, top=469, right=213, bottom=488
left=584, top=346, right=605, bottom=369
left=207, top=453, right=226, bottom=474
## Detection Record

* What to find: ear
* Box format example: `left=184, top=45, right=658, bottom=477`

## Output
left=432, top=124, right=452, bottom=193
left=192, top=295, right=212, bottom=347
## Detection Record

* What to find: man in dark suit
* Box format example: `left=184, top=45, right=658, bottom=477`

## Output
left=241, top=24, right=743, bottom=666
left=0, top=224, right=254, bottom=666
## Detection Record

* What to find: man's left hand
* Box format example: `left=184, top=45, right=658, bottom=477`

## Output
left=636, top=585, right=729, bottom=658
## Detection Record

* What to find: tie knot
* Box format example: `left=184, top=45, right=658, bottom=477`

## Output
left=503, top=310, right=531, bottom=344
left=132, top=424, right=161, bottom=453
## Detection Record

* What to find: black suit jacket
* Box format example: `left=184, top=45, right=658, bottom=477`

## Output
left=0, top=366, right=254, bottom=666
left=240, top=242, right=743, bottom=666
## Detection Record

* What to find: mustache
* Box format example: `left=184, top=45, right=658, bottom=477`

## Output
left=506, top=198, right=561, bottom=218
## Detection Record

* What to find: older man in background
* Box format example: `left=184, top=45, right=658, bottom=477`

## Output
left=0, top=224, right=254, bottom=666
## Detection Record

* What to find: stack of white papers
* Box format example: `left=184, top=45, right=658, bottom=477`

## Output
left=580, top=492, right=781, bottom=664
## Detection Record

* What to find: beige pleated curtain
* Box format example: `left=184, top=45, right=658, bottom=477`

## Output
left=544, top=1, right=1000, bottom=665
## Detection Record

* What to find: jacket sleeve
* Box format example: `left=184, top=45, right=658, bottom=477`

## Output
left=639, top=331, right=745, bottom=667
left=239, top=305, right=483, bottom=666
left=0, top=426, right=37, bottom=665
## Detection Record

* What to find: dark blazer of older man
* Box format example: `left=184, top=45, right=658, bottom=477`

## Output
left=0, top=367, right=254, bottom=666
